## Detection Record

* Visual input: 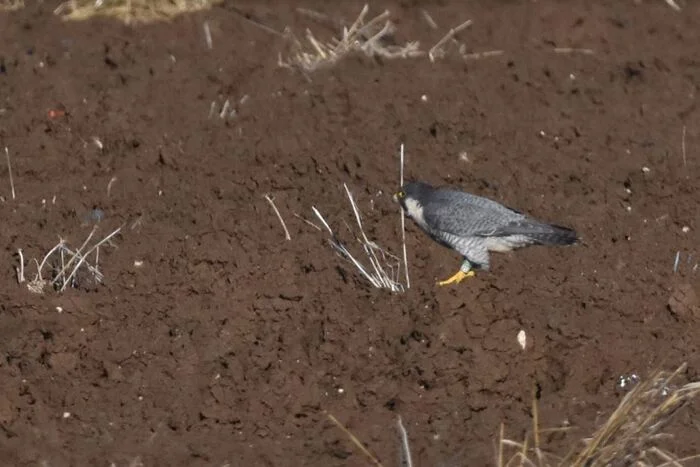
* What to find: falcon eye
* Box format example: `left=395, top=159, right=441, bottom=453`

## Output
left=397, top=191, right=405, bottom=198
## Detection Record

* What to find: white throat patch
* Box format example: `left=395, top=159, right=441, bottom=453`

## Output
left=404, top=198, right=427, bottom=229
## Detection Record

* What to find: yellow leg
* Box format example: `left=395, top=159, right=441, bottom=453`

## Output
left=437, top=269, right=475, bottom=286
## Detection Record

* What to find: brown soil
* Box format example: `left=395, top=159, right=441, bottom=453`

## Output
left=1, top=1, right=700, bottom=466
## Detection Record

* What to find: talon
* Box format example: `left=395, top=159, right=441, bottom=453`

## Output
left=437, top=270, right=475, bottom=286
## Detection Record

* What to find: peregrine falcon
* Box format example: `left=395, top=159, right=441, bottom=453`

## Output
left=393, top=180, right=578, bottom=286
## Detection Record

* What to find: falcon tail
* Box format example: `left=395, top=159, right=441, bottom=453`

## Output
left=526, top=223, right=579, bottom=246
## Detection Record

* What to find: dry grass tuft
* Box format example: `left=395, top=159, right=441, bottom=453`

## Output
left=325, top=364, right=700, bottom=467
left=16, top=225, right=122, bottom=294
left=312, top=183, right=406, bottom=293
left=279, top=4, right=424, bottom=73
left=500, top=363, right=700, bottom=467
left=53, top=0, right=222, bottom=24
left=278, top=4, right=502, bottom=75
left=0, top=0, right=24, bottom=12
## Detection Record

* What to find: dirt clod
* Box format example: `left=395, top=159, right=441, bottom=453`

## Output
left=668, top=283, right=700, bottom=320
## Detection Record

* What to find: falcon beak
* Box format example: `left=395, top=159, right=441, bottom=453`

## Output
left=392, top=192, right=399, bottom=203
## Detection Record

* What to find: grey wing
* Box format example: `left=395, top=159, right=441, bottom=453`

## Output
left=422, top=191, right=524, bottom=238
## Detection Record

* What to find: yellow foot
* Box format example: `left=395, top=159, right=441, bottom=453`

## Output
left=437, top=270, right=475, bottom=286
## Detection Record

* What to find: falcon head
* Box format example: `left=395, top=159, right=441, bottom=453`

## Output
left=393, top=181, right=436, bottom=228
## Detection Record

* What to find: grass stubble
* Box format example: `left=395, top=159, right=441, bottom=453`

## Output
left=310, top=144, right=410, bottom=293
left=53, top=0, right=222, bottom=24
left=325, top=364, right=700, bottom=466
left=17, top=224, right=123, bottom=294
left=278, top=4, right=497, bottom=76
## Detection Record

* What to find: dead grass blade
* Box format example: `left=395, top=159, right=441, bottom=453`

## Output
left=399, top=143, right=410, bottom=289
left=397, top=415, right=413, bottom=467
left=664, top=0, right=682, bottom=12
left=264, top=194, right=291, bottom=241
left=325, top=411, right=385, bottom=467
left=4, top=146, right=16, bottom=200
